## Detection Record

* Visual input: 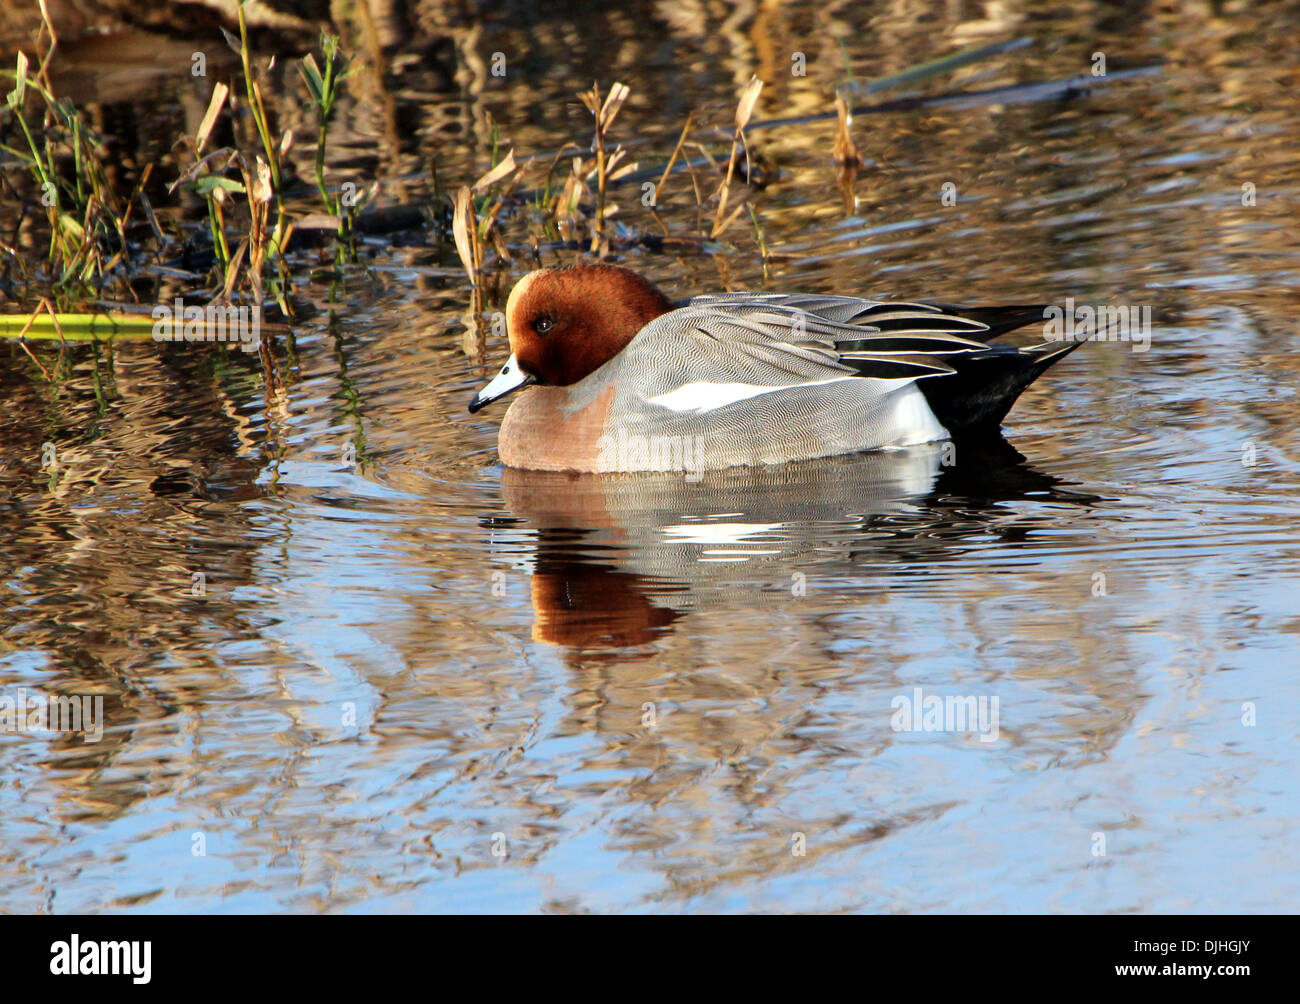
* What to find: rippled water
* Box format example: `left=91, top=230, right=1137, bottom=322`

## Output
left=2, top=1, right=1299, bottom=913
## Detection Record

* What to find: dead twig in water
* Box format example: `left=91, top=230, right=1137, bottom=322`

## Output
left=711, top=76, right=762, bottom=239
left=579, top=82, right=630, bottom=254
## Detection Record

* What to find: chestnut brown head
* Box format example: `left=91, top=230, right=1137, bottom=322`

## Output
left=468, top=265, right=673, bottom=412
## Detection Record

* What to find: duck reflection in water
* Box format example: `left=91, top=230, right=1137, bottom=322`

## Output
left=486, top=437, right=1100, bottom=649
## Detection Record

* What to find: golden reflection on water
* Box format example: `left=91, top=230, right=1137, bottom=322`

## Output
left=2, top=1, right=1299, bottom=912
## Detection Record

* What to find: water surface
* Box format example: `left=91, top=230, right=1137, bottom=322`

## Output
left=2, top=0, right=1298, bottom=913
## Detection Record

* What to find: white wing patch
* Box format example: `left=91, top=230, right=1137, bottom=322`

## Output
left=662, top=521, right=785, bottom=544
left=647, top=376, right=860, bottom=413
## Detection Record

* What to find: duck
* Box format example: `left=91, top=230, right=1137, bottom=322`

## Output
left=468, top=263, right=1080, bottom=473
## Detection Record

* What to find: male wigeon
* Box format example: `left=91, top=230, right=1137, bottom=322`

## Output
left=468, top=264, right=1080, bottom=473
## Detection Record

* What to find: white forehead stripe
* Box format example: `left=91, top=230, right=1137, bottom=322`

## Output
left=504, top=270, right=544, bottom=346
left=647, top=376, right=859, bottom=413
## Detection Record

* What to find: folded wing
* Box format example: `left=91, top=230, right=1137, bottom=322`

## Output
left=646, top=294, right=1079, bottom=436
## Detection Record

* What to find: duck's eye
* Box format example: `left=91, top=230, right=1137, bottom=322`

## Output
left=534, top=316, right=554, bottom=335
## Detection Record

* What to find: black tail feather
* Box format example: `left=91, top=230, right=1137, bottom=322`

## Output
left=922, top=302, right=1051, bottom=341
left=918, top=340, right=1082, bottom=437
